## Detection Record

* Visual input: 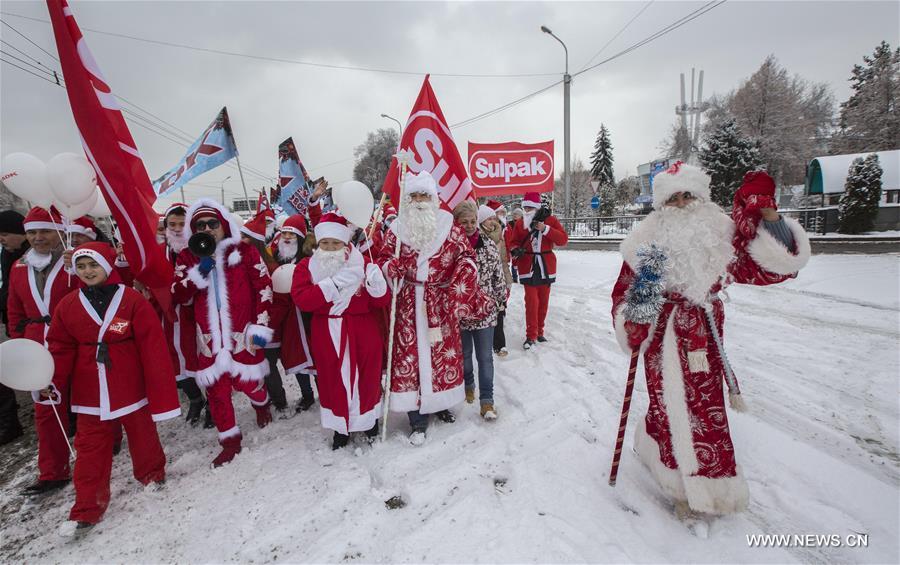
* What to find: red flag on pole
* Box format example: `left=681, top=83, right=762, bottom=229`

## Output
left=381, top=76, right=473, bottom=210
left=46, top=0, right=172, bottom=289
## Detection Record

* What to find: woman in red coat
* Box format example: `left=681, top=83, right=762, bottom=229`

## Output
left=292, top=213, right=390, bottom=449
left=46, top=242, right=180, bottom=534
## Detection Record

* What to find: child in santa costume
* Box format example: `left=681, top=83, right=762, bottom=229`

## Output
left=506, top=192, right=569, bottom=349
left=6, top=207, right=80, bottom=495
left=46, top=242, right=180, bottom=533
left=171, top=199, right=275, bottom=467
left=292, top=212, right=390, bottom=449
left=271, top=214, right=318, bottom=413
left=611, top=164, right=811, bottom=518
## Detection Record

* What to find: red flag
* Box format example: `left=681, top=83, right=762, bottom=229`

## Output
left=46, top=0, right=172, bottom=289
left=256, top=192, right=275, bottom=220
left=381, top=76, right=473, bottom=210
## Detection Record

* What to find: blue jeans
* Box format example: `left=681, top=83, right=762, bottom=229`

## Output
left=461, top=326, right=495, bottom=404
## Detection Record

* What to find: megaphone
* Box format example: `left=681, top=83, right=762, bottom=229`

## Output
left=188, top=232, right=216, bottom=257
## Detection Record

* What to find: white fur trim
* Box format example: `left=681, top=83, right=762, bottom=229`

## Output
left=218, top=426, right=241, bottom=441
left=661, top=314, right=700, bottom=477
left=185, top=198, right=243, bottom=243
left=249, top=394, right=270, bottom=407
left=23, top=220, right=63, bottom=231
left=228, top=250, right=242, bottom=266
left=651, top=164, right=711, bottom=209
left=683, top=471, right=749, bottom=515
left=152, top=408, right=181, bottom=422
left=314, top=222, right=352, bottom=244
left=66, top=224, right=97, bottom=239
left=687, top=350, right=710, bottom=373
left=634, top=417, right=687, bottom=501
left=71, top=248, right=112, bottom=275
left=404, top=170, right=438, bottom=197
left=194, top=357, right=269, bottom=387
left=246, top=323, right=274, bottom=342
left=746, top=216, right=811, bottom=275
left=186, top=265, right=211, bottom=290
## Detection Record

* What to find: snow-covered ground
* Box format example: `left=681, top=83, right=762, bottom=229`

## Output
left=1, top=251, right=898, bottom=564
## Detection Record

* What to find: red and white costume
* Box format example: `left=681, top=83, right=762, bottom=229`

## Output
left=271, top=215, right=315, bottom=376
left=377, top=172, right=491, bottom=414
left=611, top=164, right=811, bottom=515
left=5, top=207, right=80, bottom=482
left=292, top=214, right=390, bottom=433
left=47, top=243, right=179, bottom=523
left=171, top=199, right=274, bottom=445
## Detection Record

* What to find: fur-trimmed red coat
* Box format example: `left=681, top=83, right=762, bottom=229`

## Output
left=160, top=243, right=197, bottom=381
left=171, top=238, right=275, bottom=387
left=6, top=251, right=80, bottom=345
left=48, top=284, right=180, bottom=422
left=611, top=209, right=811, bottom=515
left=506, top=213, right=568, bottom=283
left=377, top=211, right=492, bottom=414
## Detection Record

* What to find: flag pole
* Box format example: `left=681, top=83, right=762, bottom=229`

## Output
left=180, top=187, right=186, bottom=203
left=234, top=153, right=252, bottom=211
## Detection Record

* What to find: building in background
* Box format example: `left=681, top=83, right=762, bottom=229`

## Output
left=806, top=150, right=899, bottom=206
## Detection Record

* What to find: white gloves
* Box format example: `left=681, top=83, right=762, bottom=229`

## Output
left=330, top=266, right=363, bottom=290
left=365, top=263, right=387, bottom=297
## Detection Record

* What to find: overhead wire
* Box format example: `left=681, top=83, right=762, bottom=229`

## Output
left=578, top=0, right=654, bottom=71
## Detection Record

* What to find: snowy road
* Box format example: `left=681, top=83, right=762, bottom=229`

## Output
left=1, top=251, right=897, bottom=564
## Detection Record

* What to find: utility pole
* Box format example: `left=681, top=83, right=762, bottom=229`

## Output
left=541, top=25, right=571, bottom=217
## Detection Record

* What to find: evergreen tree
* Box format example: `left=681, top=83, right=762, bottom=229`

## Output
left=833, top=41, right=900, bottom=154
left=589, top=125, right=615, bottom=186
left=353, top=128, right=400, bottom=199
left=838, top=154, right=883, bottom=234
left=698, top=118, right=763, bottom=208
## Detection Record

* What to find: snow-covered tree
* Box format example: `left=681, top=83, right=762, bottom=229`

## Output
left=615, top=175, right=642, bottom=209
left=838, top=153, right=883, bottom=234
left=353, top=128, right=400, bottom=199
left=659, top=124, right=693, bottom=163
left=589, top=125, right=615, bottom=186
left=832, top=41, right=900, bottom=154
left=698, top=119, right=763, bottom=208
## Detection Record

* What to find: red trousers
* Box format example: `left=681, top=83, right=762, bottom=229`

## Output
left=205, top=374, right=269, bottom=441
left=70, top=406, right=165, bottom=524
left=35, top=394, right=71, bottom=481
left=524, top=285, right=552, bottom=341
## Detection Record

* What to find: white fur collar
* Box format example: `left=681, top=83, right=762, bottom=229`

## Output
left=389, top=208, right=454, bottom=262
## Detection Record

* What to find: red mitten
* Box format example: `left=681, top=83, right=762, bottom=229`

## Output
left=733, top=170, right=777, bottom=241
left=624, top=320, right=650, bottom=350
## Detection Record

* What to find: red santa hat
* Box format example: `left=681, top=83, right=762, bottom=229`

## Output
left=23, top=207, right=64, bottom=232
left=280, top=215, right=308, bottom=238
left=477, top=205, right=496, bottom=226
left=164, top=202, right=189, bottom=220
left=522, top=192, right=542, bottom=209
left=240, top=213, right=268, bottom=242
left=71, top=241, right=116, bottom=275
left=66, top=216, right=98, bottom=240
left=314, top=212, right=352, bottom=244
left=486, top=199, right=505, bottom=212
left=185, top=198, right=241, bottom=240
left=403, top=171, right=438, bottom=199
left=651, top=161, right=711, bottom=209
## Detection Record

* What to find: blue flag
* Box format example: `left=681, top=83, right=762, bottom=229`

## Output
left=153, top=107, right=238, bottom=196
left=277, top=137, right=312, bottom=217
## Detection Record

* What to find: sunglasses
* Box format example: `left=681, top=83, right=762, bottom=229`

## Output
left=194, top=219, right=221, bottom=230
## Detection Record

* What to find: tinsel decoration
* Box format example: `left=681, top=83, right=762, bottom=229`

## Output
left=623, top=244, right=669, bottom=324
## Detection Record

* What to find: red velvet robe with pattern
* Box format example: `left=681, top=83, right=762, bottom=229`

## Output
left=377, top=211, right=491, bottom=414
left=611, top=214, right=811, bottom=514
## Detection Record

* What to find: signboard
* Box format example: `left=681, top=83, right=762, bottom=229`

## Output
left=467, top=140, right=554, bottom=196
left=590, top=195, right=600, bottom=209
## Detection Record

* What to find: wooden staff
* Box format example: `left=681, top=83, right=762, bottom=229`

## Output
left=609, top=349, right=640, bottom=486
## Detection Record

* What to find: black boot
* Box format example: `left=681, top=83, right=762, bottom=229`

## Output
left=203, top=404, right=215, bottom=429
left=332, top=431, right=349, bottom=450
left=364, top=421, right=379, bottom=444
left=185, top=399, right=205, bottom=427
left=436, top=410, right=456, bottom=423
left=295, top=395, right=315, bottom=413
left=22, top=479, right=70, bottom=496
left=537, top=335, right=548, bottom=343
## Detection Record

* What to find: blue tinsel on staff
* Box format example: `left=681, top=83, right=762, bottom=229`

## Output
left=623, top=244, right=669, bottom=324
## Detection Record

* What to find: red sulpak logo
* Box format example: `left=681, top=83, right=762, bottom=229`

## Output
left=467, top=141, right=554, bottom=196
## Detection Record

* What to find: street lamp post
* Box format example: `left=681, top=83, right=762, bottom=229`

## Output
left=219, top=175, right=231, bottom=208
left=541, top=25, right=571, bottom=218
left=380, top=113, right=403, bottom=143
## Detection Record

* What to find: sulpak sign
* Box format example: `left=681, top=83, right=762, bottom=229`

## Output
left=468, top=140, right=554, bottom=196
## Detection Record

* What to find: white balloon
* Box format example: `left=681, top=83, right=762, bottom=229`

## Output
left=46, top=152, right=97, bottom=206
left=1, top=152, right=54, bottom=207
left=56, top=190, right=99, bottom=221
left=271, top=263, right=296, bottom=294
left=0, top=338, right=55, bottom=392
left=333, top=180, right=375, bottom=229
left=89, top=188, right=112, bottom=217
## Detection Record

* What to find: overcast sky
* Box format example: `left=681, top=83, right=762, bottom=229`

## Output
left=1, top=1, right=898, bottom=210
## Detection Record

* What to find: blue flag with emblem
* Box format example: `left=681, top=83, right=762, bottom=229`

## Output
left=277, top=137, right=312, bottom=217
left=153, top=107, right=238, bottom=197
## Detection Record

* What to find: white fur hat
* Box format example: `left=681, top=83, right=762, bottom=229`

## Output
left=651, top=162, right=711, bottom=209
left=477, top=205, right=496, bottom=226
left=404, top=171, right=438, bottom=198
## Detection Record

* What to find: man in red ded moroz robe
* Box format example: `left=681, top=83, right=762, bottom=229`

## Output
left=611, top=164, right=811, bottom=518
left=377, top=171, right=491, bottom=445
left=5, top=207, right=80, bottom=495
left=171, top=198, right=275, bottom=467
left=46, top=242, right=179, bottom=532
left=292, top=212, right=390, bottom=449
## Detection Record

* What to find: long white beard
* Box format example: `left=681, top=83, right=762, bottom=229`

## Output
left=24, top=248, right=53, bottom=270
left=402, top=199, right=437, bottom=251
left=314, top=248, right=347, bottom=278
left=624, top=201, right=735, bottom=305
left=277, top=238, right=299, bottom=262
left=166, top=229, right=188, bottom=253
left=156, top=233, right=166, bottom=245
